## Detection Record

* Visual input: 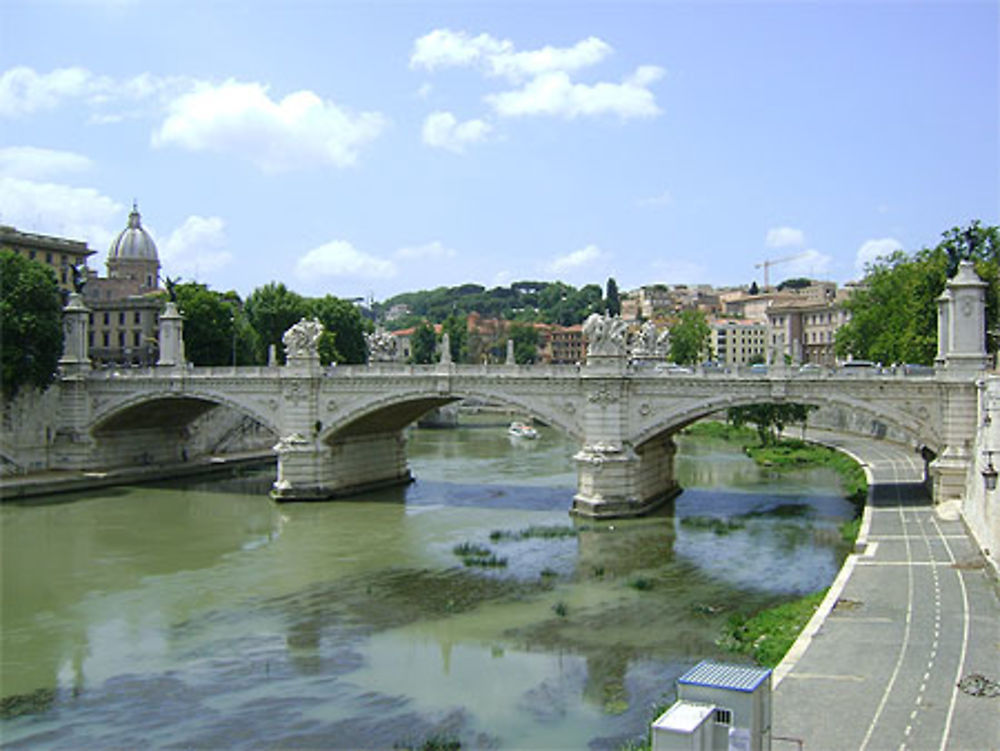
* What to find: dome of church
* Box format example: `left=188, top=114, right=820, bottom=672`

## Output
left=109, top=202, right=158, bottom=261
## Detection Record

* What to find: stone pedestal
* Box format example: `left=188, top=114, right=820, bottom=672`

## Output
left=59, top=292, right=91, bottom=375
left=157, top=302, right=185, bottom=367
left=940, top=261, right=989, bottom=372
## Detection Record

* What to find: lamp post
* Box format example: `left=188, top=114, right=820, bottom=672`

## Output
left=983, top=451, right=998, bottom=492
left=231, top=312, right=237, bottom=368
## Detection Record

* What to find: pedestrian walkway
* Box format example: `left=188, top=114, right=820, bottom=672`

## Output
left=772, top=434, right=1000, bottom=751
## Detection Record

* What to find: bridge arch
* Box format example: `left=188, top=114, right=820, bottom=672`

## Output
left=91, top=390, right=279, bottom=437
left=630, top=391, right=942, bottom=456
left=319, top=387, right=584, bottom=444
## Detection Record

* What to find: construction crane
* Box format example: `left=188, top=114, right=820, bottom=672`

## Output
left=754, top=252, right=809, bottom=289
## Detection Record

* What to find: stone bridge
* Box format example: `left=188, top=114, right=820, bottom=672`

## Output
left=19, top=261, right=993, bottom=518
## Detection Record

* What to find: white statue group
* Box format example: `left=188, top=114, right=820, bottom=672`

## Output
left=583, top=314, right=669, bottom=359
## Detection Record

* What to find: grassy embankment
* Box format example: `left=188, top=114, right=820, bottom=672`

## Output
left=683, top=421, right=868, bottom=666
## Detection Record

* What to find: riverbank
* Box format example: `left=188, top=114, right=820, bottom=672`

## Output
left=0, top=450, right=274, bottom=501
left=681, top=420, right=870, bottom=671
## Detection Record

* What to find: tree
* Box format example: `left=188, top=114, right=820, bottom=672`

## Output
left=605, top=277, right=621, bottom=316
left=748, top=281, right=760, bottom=296
left=669, top=309, right=711, bottom=365
left=244, top=282, right=308, bottom=364
left=727, top=403, right=817, bottom=445
left=836, top=222, right=998, bottom=365
left=309, top=295, right=368, bottom=365
left=410, top=320, right=436, bottom=364
left=0, top=250, right=63, bottom=399
left=776, top=277, right=811, bottom=291
left=174, top=282, right=236, bottom=366
left=509, top=322, right=540, bottom=364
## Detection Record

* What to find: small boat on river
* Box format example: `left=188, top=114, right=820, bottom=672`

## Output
left=507, top=421, right=539, bottom=439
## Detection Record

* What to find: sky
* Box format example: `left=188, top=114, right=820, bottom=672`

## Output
left=1, top=0, right=997, bottom=303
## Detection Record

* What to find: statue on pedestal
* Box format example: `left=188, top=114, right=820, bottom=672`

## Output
left=583, top=313, right=628, bottom=357
left=282, top=318, right=324, bottom=359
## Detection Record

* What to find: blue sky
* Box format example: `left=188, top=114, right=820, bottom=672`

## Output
left=1, top=0, right=997, bottom=302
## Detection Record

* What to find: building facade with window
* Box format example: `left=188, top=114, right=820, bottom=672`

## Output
left=710, top=319, right=768, bottom=366
left=0, top=225, right=95, bottom=291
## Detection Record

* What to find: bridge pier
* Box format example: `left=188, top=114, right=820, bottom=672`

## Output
left=572, top=434, right=680, bottom=518
left=571, top=352, right=680, bottom=518
left=271, top=430, right=411, bottom=501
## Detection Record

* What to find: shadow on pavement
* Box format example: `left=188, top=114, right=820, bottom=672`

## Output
left=868, top=482, right=932, bottom=508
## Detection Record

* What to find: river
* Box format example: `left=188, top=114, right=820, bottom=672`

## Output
left=0, top=423, right=855, bottom=750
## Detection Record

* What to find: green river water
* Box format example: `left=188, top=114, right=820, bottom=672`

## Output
left=0, top=424, right=853, bottom=749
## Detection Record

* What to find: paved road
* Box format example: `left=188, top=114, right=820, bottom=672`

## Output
left=772, top=433, right=1000, bottom=751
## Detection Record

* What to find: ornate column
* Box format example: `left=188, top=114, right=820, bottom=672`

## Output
left=943, top=261, right=989, bottom=372
left=53, top=292, right=95, bottom=468
left=930, top=261, right=990, bottom=501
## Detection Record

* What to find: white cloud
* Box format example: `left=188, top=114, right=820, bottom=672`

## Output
left=855, top=237, right=903, bottom=274
left=547, top=243, right=605, bottom=274
left=394, top=240, right=457, bottom=261
left=415, top=83, right=433, bottom=99
left=0, top=66, right=192, bottom=119
left=638, top=190, right=673, bottom=208
left=0, top=176, right=121, bottom=250
left=295, top=240, right=396, bottom=280
left=0, top=146, right=94, bottom=179
left=486, top=67, right=663, bottom=120
left=152, top=80, right=387, bottom=171
left=411, top=29, right=612, bottom=82
left=0, top=66, right=103, bottom=117
left=161, top=215, right=233, bottom=276
left=765, top=226, right=806, bottom=248
left=421, top=111, right=492, bottom=152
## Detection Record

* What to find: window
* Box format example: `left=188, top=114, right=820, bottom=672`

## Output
left=88, top=332, right=94, bottom=348
left=118, top=311, right=125, bottom=325
left=46, top=252, right=53, bottom=264
left=134, top=311, right=141, bottom=324
left=103, top=312, right=110, bottom=325
left=29, top=250, right=36, bottom=259
left=133, top=331, right=141, bottom=347
left=118, top=331, right=125, bottom=347
left=714, top=708, right=732, bottom=725
left=102, top=332, right=109, bottom=347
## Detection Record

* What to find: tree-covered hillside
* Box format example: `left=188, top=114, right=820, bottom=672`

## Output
left=377, top=279, right=613, bottom=328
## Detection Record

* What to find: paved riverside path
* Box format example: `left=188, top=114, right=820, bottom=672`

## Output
left=771, top=432, right=1000, bottom=751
